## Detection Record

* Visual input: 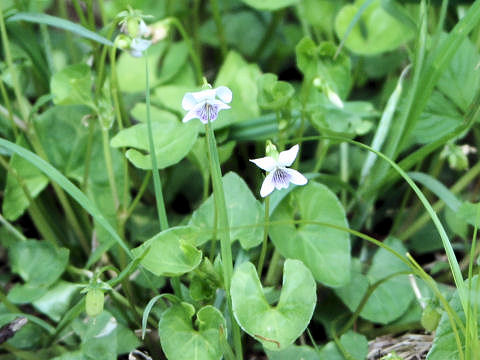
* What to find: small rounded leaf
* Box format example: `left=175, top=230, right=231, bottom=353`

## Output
left=231, top=259, right=316, bottom=350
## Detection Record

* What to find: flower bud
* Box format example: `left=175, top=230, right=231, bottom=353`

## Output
left=265, top=140, right=279, bottom=159
left=115, top=34, right=131, bottom=50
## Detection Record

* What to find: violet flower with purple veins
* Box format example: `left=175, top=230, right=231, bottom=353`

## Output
left=250, top=144, right=308, bottom=197
left=181, top=86, right=232, bottom=124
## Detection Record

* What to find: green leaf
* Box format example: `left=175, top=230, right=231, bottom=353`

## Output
left=213, top=51, right=261, bottom=129
left=317, top=331, right=368, bottom=360
left=296, top=39, right=352, bottom=98
left=50, top=64, right=94, bottom=107
left=111, top=104, right=199, bottom=170
left=231, top=259, right=316, bottom=350
left=132, top=227, right=202, bottom=277
left=257, top=73, right=295, bottom=110
left=265, top=345, right=320, bottom=360
left=33, top=281, right=80, bottom=322
left=457, top=201, right=480, bottom=227
left=33, top=105, right=91, bottom=177
left=427, top=276, right=480, bottom=359
left=2, top=136, right=49, bottom=221
left=199, top=11, right=266, bottom=58
left=9, top=240, right=69, bottom=288
left=7, top=12, right=113, bottom=46
left=190, top=172, right=264, bottom=249
left=412, top=91, right=463, bottom=145
left=437, top=35, right=480, bottom=112
left=310, top=100, right=375, bottom=138
left=240, top=0, right=299, bottom=11
left=72, top=311, right=140, bottom=360
left=269, top=182, right=351, bottom=287
left=334, top=0, right=414, bottom=55
left=335, top=238, right=413, bottom=324
left=159, top=303, right=226, bottom=360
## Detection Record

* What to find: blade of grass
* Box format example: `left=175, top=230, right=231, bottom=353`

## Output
left=7, top=12, right=113, bottom=46
left=0, top=138, right=132, bottom=258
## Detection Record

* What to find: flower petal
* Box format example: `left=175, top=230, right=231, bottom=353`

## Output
left=278, top=144, right=299, bottom=167
left=182, top=108, right=199, bottom=123
left=286, top=168, right=308, bottom=185
left=215, top=86, right=232, bottom=104
left=192, top=88, right=217, bottom=103
left=260, top=172, right=275, bottom=198
left=182, top=93, right=197, bottom=110
left=210, top=99, right=230, bottom=110
left=250, top=157, right=277, bottom=172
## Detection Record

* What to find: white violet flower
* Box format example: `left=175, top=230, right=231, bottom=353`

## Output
left=181, top=86, right=232, bottom=124
left=250, top=144, right=308, bottom=198
left=129, top=37, right=152, bottom=57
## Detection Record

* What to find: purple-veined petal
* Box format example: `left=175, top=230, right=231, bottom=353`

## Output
left=260, top=172, right=275, bottom=198
left=250, top=157, right=277, bottom=172
left=210, top=99, right=231, bottom=110
left=278, top=144, right=299, bottom=167
left=272, top=168, right=291, bottom=189
left=215, top=86, right=232, bottom=104
left=286, top=168, right=308, bottom=185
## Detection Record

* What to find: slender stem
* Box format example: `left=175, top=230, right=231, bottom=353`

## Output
left=0, top=213, right=27, bottom=242
left=82, top=119, right=95, bottom=192
left=72, top=0, right=88, bottom=27
left=257, top=197, right=270, bottom=278
left=253, top=10, right=285, bottom=61
left=101, top=128, right=120, bottom=210
left=168, top=17, right=203, bottom=84
left=204, top=120, right=242, bottom=359
left=0, top=80, right=19, bottom=137
left=264, top=248, right=281, bottom=286
left=210, top=0, right=227, bottom=58
left=145, top=51, right=169, bottom=231
left=125, top=172, right=152, bottom=220
left=313, top=139, right=330, bottom=173
left=340, top=142, right=349, bottom=205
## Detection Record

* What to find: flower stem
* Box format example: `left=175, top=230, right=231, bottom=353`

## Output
left=210, top=0, right=228, bottom=58
left=256, top=196, right=270, bottom=278
left=101, top=128, right=120, bottom=210
left=167, top=17, right=203, bottom=85
left=145, top=51, right=169, bottom=231
left=204, top=120, right=243, bottom=359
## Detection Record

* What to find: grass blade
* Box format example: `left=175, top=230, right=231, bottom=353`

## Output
left=7, top=12, right=113, bottom=46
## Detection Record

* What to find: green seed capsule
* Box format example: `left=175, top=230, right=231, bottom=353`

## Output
left=421, top=303, right=441, bottom=331
left=86, top=288, right=104, bottom=317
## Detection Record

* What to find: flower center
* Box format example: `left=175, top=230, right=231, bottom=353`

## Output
left=272, top=168, right=290, bottom=187
left=196, top=102, right=219, bottom=123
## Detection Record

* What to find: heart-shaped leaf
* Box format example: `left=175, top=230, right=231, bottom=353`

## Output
left=269, top=182, right=351, bottom=287
left=132, top=227, right=202, bottom=277
left=335, top=238, right=413, bottom=324
left=334, top=0, right=414, bottom=55
left=110, top=104, right=199, bottom=170
left=159, top=303, right=226, bottom=360
left=190, top=172, right=264, bottom=249
left=50, top=63, right=94, bottom=107
left=231, top=259, right=316, bottom=350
